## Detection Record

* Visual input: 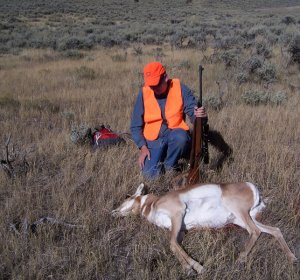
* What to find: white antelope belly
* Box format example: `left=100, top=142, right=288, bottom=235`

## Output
left=183, top=198, right=234, bottom=229
left=150, top=210, right=172, bottom=229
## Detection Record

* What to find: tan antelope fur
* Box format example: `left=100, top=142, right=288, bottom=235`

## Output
left=112, top=182, right=297, bottom=274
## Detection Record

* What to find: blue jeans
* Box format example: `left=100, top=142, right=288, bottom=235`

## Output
left=143, top=128, right=191, bottom=178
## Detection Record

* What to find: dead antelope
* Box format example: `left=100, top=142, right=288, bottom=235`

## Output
left=112, top=182, right=297, bottom=274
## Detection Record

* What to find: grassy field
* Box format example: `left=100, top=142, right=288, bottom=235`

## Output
left=0, top=1, right=300, bottom=279
left=1, top=0, right=300, bottom=53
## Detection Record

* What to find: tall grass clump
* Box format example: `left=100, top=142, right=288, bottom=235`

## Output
left=203, top=95, right=223, bottom=110
left=0, top=96, right=21, bottom=110
left=74, top=66, right=96, bottom=80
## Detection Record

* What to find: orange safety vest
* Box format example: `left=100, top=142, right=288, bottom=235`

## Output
left=142, top=79, right=189, bottom=141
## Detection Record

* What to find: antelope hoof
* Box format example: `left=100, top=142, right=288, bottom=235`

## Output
left=289, top=254, right=297, bottom=263
left=192, top=261, right=204, bottom=274
left=237, top=253, right=247, bottom=263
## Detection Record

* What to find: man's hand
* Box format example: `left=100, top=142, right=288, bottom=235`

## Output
left=138, top=145, right=150, bottom=170
left=194, top=106, right=207, bottom=118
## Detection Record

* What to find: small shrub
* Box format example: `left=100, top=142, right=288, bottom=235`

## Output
left=0, top=33, right=10, bottom=45
left=7, top=34, right=27, bottom=48
left=242, top=90, right=268, bottom=105
left=203, top=95, right=223, bottom=110
left=255, top=41, right=272, bottom=58
left=154, top=48, right=166, bottom=60
left=288, top=35, right=300, bottom=65
left=85, top=28, right=94, bottom=34
left=194, top=33, right=207, bottom=50
left=27, top=33, right=57, bottom=49
left=58, top=37, right=82, bottom=50
left=243, top=56, right=263, bottom=73
left=268, top=91, right=287, bottom=105
left=242, top=90, right=287, bottom=105
left=141, top=34, right=160, bottom=45
left=240, top=30, right=255, bottom=41
left=240, top=57, right=277, bottom=83
left=62, top=50, right=84, bottom=60
left=208, top=51, right=222, bottom=64
left=75, top=66, right=96, bottom=80
left=248, top=25, right=267, bottom=37
left=265, top=31, right=278, bottom=45
left=221, top=50, right=239, bottom=67
left=178, top=60, right=192, bottom=70
left=170, top=19, right=182, bottom=24
left=214, top=36, right=239, bottom=50
left=70, top=123, right=91, bottom=144
left=255, top=62, right=276, bottom=82
left=96, top=33, right=120, bottom=47
left=58, top=36, right=94, bottom=51
left=170, top=32, right=185, bottom=48
left=236, top=72, right=248, bottom=84
left=204, top=28, right=217, bottom=39
left=281, top=16, right=296, bottom=25
left=270, top=26, right=283, bottom=36
left=132, top=46, right=143, bottom=56
left=0, top=45, right=10, bottom=54
left=279, top=32, right=295, bottom=46
left=181, top=37, right=196, bottom=48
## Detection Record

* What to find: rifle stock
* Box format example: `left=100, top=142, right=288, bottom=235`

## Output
left=187, top=65, right=209, bottom=184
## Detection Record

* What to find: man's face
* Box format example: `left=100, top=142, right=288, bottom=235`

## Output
left=150, top=74, right=168, bottom=95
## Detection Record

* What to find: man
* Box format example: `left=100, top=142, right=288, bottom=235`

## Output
left=130, top=61, right=207, bottom=178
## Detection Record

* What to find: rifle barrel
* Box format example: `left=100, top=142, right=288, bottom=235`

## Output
left=198, top=65, right=204, bottom=107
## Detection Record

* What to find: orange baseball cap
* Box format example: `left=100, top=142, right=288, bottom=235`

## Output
left=143, top=62, right=166, bottom=86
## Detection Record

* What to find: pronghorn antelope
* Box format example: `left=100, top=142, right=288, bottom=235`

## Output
left=112, top=182, right=297, bottom=274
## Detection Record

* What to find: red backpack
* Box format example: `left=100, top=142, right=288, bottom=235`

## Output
left=92, top=125, right=125, bottom=148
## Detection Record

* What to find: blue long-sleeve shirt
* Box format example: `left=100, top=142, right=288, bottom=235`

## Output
left=130, top=81, right=197, bottom=149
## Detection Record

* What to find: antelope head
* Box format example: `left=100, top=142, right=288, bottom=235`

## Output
left=112, top=183, right=146, bottom=217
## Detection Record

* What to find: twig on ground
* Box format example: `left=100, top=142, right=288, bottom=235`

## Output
left=1, top=134, right=14, bottom=178
left=31, top=216, right=85, bottom=229
left=9, top=216, right=85, bottom=236
left=9, top=223, right=21, bottom=236
left=22, top=216, right=29, bottom=236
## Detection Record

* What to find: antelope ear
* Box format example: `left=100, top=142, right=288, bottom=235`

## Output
left=134, top=183, right=145, bottom=196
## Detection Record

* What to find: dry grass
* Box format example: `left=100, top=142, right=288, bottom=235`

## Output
left=0, top=45, right=299, bottom=280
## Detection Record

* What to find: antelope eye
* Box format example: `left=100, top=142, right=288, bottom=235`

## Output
left=125, top=194, right=131, bottom=199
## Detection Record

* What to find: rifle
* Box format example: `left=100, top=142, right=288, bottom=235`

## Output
left=187, top=65, right=209, bottom=184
